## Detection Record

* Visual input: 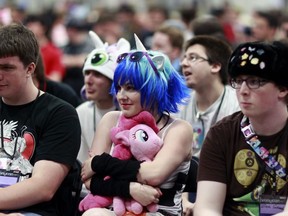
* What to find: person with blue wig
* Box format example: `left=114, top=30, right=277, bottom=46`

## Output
left=80, top=34, right=193, bottom=215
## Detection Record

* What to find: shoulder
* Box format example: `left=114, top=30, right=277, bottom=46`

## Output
left=216, top=111, right=242, bottom=124
left=212, top=111, right=243, bottom=133
left=46, top=80, right=81, bottom=107
left=37, top=93, right=77, bottom=114
left=101, top=110, right=121, bottom=125
left=163, top=117, right=193, bottom=139
left=76, top=101, right=93, bottom=112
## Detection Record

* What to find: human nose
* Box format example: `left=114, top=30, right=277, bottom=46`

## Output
left=181, top=57, right=189, bottom=67
left=117, top=88, right=128, bottom=100
left=238, top=80, right=250, bottom=93
left=85, top=73, right=94, bottom=83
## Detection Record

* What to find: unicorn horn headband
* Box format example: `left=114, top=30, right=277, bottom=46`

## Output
left=134, top=33, right=164, bottom=71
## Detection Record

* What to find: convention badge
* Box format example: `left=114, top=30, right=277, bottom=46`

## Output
left=0, top=169, right=21, bottom=188
left=259, top=194, right=287, bottom=215
left=192, top=121, right=204, bottom=150
left=0, top=157, right=32, bottom=187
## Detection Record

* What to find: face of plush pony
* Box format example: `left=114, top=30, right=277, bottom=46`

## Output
left=114, top=123, right=163, bottom=162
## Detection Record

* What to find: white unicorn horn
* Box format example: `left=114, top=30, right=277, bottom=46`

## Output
left=89, top=31, right=105, bottom=48
left=134, top=33, right=147, bottom=51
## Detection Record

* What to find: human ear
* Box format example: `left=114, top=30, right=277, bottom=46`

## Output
left=278, top=86, right=288, bottom=100
left=211, top=62, right=221, bottom=75
left=26, top=62, right=36, bottom=77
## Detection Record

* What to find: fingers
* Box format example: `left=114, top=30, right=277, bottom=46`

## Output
left=155, top=187, right=162, bottom=196
left=154, top=198, right=159, bottom=203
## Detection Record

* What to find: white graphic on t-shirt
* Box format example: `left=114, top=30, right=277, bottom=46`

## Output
left=0, top=120, right=33, bottom=175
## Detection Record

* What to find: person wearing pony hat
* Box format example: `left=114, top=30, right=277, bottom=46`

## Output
left=80, top=34, right=193, bottom=216
left=76, top=31, right=130, bottom=164
left=194, top=41, right=288, bottom=216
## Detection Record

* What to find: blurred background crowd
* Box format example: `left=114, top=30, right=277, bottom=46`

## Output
left=0, top=0, right=287, bottom=101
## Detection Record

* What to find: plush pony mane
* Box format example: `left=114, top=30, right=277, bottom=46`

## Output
left=111, top=49, right=190, bottom=114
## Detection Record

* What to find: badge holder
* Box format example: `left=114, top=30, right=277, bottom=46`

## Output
left=259, top=194, right=287, bottom=216
left=0, top=169, right=21, bottom=188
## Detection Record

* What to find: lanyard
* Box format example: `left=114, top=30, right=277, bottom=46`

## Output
left=240, top=116, right=287, bottom=183
left=194, top=87, right=226, bottom=145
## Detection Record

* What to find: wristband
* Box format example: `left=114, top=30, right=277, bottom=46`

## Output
left=90, top=174, right=131, bottom=198
left=91, top=153, right=141, bottom=181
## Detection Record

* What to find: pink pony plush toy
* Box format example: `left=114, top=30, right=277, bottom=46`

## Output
left=113, top=122, right=164, bottom=215
left=79, top=111, right=163, bottom=216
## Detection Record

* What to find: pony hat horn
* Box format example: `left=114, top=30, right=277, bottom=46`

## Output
left=89, top=31, right=105, bottom=49
left=134, top=33, right=147, bottom=51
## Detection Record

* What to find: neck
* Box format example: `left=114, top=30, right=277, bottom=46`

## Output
left=249, top=108, right=288, bottom=136
left=2, top=85, right=40, bottom=105
left=155, top=112, right=170, bottom=132
left=195, top=83, right=224, bottom=111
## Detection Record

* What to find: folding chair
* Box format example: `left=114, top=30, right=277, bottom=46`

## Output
left=56, top=159, right=83, bottom=216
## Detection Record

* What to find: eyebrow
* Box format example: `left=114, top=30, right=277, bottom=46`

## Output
left=0, top=63, right=16, bottom=68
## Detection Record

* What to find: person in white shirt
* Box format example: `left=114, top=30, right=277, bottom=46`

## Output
left=178, top=35, right=240, bottom=215
left=76, top=31, right=130, bottom=163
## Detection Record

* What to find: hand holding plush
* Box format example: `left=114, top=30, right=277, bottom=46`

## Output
left=79, top=111, right=163, bottom=215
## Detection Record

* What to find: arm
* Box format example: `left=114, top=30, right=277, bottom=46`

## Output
left=193, top=181, right=226, bottom=216
left=0, top=160, right=69, bottom=210
left=82, top=166, right=161, bottom=207
left=82, top=118, right=193, bottom=185
left=90, top=111, right=120, bottom=156
left=137, top=119, right=193, bottom=186
left=182, top=192, right=194, bottom=216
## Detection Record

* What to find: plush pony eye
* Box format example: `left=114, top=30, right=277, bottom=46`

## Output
left=91, top=51, right=108, bottom=66
left=135, top=129, right=148, bottom=142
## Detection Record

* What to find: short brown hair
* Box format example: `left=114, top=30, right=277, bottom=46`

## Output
left=155, top=25, right=184, bottom=50
left=184, top=35, right=232, bottom=84
left=0, top=23, right=39, bottom=67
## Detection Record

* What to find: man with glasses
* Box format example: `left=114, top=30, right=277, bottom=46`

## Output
left=178, top=35, right=240, bottom=215
left=194, top=41, right=288, bottom=216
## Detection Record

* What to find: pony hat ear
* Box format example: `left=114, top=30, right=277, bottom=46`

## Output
left=116, top=38, right=131, bottom=54
left=89, top=31, right=105, bottom=49
left=134, top=33, right=147, bottom=51
left=134, top=33, right=164, bottom=71
left=152, top=55, right=165, bottom=71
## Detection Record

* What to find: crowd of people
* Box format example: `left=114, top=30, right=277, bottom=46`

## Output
left=0, top=1, right=288, bottom=216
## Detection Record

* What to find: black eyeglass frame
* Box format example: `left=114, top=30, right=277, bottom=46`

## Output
left=230, top=77, right=269, bottom=89
left=184, top=53, right=211, bottom=64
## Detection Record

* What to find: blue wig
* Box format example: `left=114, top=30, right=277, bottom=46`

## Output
left=111, top=49, right=190, bottom=115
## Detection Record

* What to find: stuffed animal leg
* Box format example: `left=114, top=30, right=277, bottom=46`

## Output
left=79, top=193, right=113, bottom=211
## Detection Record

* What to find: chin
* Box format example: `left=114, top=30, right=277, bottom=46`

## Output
left=121, top=110, right=139, bottom=118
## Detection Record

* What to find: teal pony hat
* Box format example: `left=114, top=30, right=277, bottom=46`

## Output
left=83, top=31, right=131, bottom=80
left=228, top=41, right=288, bottom=87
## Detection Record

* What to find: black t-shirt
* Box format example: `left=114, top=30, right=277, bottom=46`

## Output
left=0, top=93, right=81, bottom=215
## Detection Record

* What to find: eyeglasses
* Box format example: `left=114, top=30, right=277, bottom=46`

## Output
left=184, top=54, right=210, bottom=64
left=117, top=51, right=159, bottom=74
left=230, top=77, right=269, bottom=89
